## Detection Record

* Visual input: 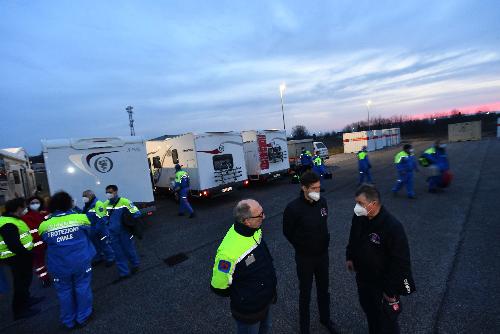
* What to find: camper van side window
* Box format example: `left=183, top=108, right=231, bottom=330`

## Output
left=12, top=170, right=21, bottom=184
left=152, top=156, right=162, bottom=169
left=171, top=150, right=179, bottom=164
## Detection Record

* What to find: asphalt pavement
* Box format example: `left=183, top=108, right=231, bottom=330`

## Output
left=1, top=137, right=499, bottom=334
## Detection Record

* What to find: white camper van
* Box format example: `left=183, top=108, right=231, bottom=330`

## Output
left=0, top=148, right=37, bottom=207
left=241, top=130, right=290, bottom=181
left=146, top=132, right=248, bottom=198
left=42, top=137, right=155, bottom=211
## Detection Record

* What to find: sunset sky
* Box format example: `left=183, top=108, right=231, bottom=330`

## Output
left=1, top=0, right=499, bottom=153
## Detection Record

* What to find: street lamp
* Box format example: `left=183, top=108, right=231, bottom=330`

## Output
left=365, top=100, right=372, bottom=131
left=280, top=83, right=286, bottom=131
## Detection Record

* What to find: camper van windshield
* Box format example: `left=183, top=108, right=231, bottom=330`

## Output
left=213, top=154, right=233, bottom=170
left=315, top=142, right=326, bottom=149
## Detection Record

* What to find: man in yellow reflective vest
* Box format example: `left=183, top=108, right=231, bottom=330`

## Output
left=0, top=198, right=43, bottom=320
left=211, top=199, right=277, bottom=333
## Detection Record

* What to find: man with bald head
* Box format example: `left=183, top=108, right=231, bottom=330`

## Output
left=82, top=190, right=115, bottom=267
left=211, top=199, right=277, bottom=334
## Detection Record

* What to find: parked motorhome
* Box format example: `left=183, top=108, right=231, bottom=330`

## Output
left=146, top=132, right=248, bottom=198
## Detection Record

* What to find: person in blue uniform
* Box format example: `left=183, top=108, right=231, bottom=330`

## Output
left=174, top=164, right=195, bottom=218
left=38, top=191, right=96, bottom=329
left=357, top=146, right=373, bottom=185
left=82, top=190, right=115, bottom=267
left=391, top=144, right=418, bottom=199
left=103, top=184, right=141, bottom=283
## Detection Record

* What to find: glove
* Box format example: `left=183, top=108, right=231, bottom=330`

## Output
left=381, top=296, right=402, bottom=322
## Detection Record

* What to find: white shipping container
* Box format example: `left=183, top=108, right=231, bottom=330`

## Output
left=343, top=131, right=376, bottom=153
left=382, top=129, right=393, bottom=146
left=374, top=130, right=385, bottom=150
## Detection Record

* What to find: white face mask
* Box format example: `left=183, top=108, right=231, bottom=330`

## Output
left=30, top=203, right=41, bottom=211
left=308, top=191, right=320, bottom=202
left=105, top=192, right=114, bottom=200
left=21, top=208, right=29, bottom=216
left=82, top=197, right=90, bottom=204
left=354, top=203, right=368, bottom=216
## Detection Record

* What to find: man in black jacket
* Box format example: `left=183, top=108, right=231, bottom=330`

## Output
left=211, top=199, right=277, bottom=334
left=283, top=171, right=338, bottom=334
left=346, top=184, right=416, bottom=334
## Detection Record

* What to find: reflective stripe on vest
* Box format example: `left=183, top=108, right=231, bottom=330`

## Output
left=394, top=151, right=409, bottom=164
left=0, top=216, right=34, bottom=259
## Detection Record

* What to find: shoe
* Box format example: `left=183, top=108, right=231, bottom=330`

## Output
left=105, top=261, right=115, bottom=268
left=189, top=213, right=195, bottom=218
left=131, top=266, right=140, bottom=275
left=27, top=296, right=45, bottom=307
left=112, top=275, right=130, bottom=284
left=77, top=312, right=93, bottom=328
left=14, top=307, right=41, bottom=320
left=320, top=320, right=340, bottom=334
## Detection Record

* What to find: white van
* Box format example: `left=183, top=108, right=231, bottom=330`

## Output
left=313, top=141, right=329, bottom=159
left=241, top=130, right=290, bottom=181
left=41, top=137, right=155, bottom=211
left=146, top=132, right=248, bottom=198
left=0, top=148, right=37, bottom=207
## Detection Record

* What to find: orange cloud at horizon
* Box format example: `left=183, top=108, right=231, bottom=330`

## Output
left=410, top=101, right=500, bottom=120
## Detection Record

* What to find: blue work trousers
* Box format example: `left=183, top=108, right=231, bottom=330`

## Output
left=90, top=227, right=115, bottom=263
left=110, top=228, right=140, bottom=277
left=235, top=308, right=271, bottom=334
left=392, top=171, right=415, bottom=197
left=179, top=188, right=194, bottom=215
left=52, top=265, right=93, bottom=329
left=359, top=169, right=373, bottom=184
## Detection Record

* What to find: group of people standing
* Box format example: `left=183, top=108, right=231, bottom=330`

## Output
left=211, top=171, right=416, bottom=334
left=357, top=140, right=451, bottom=198
left=0, top=184, right=141, bottom=330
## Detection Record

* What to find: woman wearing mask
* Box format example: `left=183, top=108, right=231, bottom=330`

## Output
left=22, top=196, right=51, bottom=287
left=38, top=191, right=95, bottom=329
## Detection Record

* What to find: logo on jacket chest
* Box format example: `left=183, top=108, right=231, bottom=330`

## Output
left=320, top=208, right=328, bottom=217
left=245, top=253, right=256, bottom=266
left=369, top=233, right=381, bottom=245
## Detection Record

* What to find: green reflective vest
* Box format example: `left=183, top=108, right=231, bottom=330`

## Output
left=424, top=147, right=436, bottom=155
left=0, top=216, right=34, bottom=259
left=313, top=156, right=323, bottom=166
left=358, top=151, right=367, bottom=160
left=175, top=170, right=189, bottom=183
left=394, top=151, right=409, bottom=164
left=38, top=213, right=91, bottom=236
left=211, top=226, right=262, bottom=289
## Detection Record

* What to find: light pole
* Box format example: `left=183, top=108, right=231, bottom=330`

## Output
left=365, top=100, right=372, bottom=131
left=280, top=83, right=286, bottom=131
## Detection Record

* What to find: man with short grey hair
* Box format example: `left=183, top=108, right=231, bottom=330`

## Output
left=211, top=199, right=277, bottom=334
left=346, top=184, right=416, bottom=333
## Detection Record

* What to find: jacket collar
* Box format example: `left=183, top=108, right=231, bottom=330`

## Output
left=234, top=221, right=259, bottom=237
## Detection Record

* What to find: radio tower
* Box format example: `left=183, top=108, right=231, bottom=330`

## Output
left=126, top=105, right=136, bottom=136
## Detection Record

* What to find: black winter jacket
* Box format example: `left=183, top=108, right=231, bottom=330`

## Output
left=346, top=206, right=416, bottom=296
left=283, top=192, right=330, bottom=256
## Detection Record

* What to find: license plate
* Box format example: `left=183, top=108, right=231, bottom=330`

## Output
left=222, top=187, right=233, bottom=193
